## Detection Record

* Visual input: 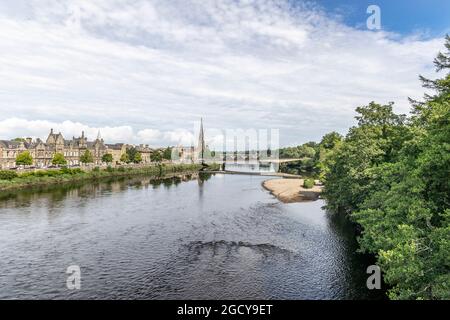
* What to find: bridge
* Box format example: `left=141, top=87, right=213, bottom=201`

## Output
left=202, top=158, right=305, bottom=165
left=258, top=158, right=304, bottom=164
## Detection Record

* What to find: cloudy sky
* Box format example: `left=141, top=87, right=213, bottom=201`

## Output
left=0, top=0, right=448, bottom=149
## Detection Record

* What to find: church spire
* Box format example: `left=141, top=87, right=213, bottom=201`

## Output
left=198, top=118, right=205, bottom=163
left=97, top=130, right=102, bottom=141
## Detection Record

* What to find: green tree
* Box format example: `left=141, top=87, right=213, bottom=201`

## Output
left=316, top=132, right=343, bottom=180
left=79, top=150, right=94, bottom=164
left=322, top=36, right=450, bottom=299
left=162, top=147, right=172, bottom=161
left=134, top=152, right=142, bottom=163
left=319, top=132, right=342, bottom=150
left=52, top=152, right=67, bottom=166
left=102, top=153, right=113, bottom=163
left=125, top=147, right=143, bottom=163
left=150, top=150, right=163, bottom=163
left=150, top=151, right=164, bottom=175
left=126, top=147, right=137, bottom=163
left=120, top=153, right=129, bottom=163
left=16, top=151, right=33, bottom=166
left=322, top=101, right=408, bottom=213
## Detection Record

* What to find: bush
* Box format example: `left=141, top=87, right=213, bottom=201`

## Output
left=19, top=171, right=35, bottom=178
left=92, top=167, right=100, bottom=172
left=106, top=165, right=114, bottom=173
left=0, top=170, right=18, bottom=180
left=34, top=170, right=49, bottom=177
left=118, top=166, right=125, bottom=172
left=60, top=167, right=72, bottom=175
left=44, top=170, right=62, bottom=177
left=303, top=178, right=314, bottom=189
left=71, top=168, right=83, bottom=175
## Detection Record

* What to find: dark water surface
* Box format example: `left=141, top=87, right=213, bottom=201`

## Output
left=0, top=173, right=383, bottom=299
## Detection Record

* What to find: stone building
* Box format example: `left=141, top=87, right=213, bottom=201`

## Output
left=135, top=144, right=153, bottom=164
left=0, top=129, right=108, bottom=169
left=172, top=119, right=209, bottom=163
left=104, top=143, right=126, bottom=164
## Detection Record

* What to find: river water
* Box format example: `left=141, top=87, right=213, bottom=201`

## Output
left=0, top=173, right=383, bottom=299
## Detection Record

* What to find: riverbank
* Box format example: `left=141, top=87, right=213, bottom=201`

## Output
left=262, top=178, right=322, bottom=203
left=0, top=163, right=203, bottom=192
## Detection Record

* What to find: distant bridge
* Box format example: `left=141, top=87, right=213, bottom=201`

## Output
left=203, top=158, right=304, bottom=164
left=258, top=158, right=304, bottom=164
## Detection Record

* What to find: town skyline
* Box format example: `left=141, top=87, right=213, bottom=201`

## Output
left=1, top=1, right=448, bottom=147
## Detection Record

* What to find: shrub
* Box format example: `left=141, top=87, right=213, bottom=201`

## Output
left=106, top=165, right=114, bottom=173
left=60, top=167, right=71, bottom=175
left=19, top=171, right=35, bottom=178
left=71, top=168, right=83, bottom=174
left=92, top=167, right=100, bottom=172
left=45, top=170, right=62, bottom=177
left=0, top=170, right=18, bottom=180
left=303, top=178, right=315, bottom=189
left=34, top=170, right=48, bottom=177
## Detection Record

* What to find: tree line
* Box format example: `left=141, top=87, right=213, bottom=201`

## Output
left=12, top=146, right=174, bottom=167
left=277, top=36, right=449, bottom=299
left=319, top=36, right=449, bottom=299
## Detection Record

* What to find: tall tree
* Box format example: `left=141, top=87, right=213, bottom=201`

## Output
left=120, top=153, right=129, bottom=163
left=322, top=36, right=450, bottom=299
left=134, top=152, right=142, bottom=163
left=102, top=153, right=113, bottom=164
left=16, top=151, right=33, bottom=166
left=52, top=153, right=67, bottom=166
left=80, top=150, right=94, bottom=164
left=162, top=147, right=172, bottom=161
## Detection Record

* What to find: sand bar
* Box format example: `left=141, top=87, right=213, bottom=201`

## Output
left=262, top=178, right=322, bottom=203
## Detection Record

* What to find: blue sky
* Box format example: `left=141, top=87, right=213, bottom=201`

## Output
left=0, top=0, right=448, bottom=148
left=316, top=0, right=450, bottom=36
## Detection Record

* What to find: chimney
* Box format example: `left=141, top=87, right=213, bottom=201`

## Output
left=50, top=128, right=53, bottom=134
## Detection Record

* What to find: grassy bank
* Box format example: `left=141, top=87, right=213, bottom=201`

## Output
left=0, top=163, right=203, bottom=192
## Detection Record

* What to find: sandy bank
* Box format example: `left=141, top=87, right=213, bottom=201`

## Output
left=262, top=178, right=322, bottom=203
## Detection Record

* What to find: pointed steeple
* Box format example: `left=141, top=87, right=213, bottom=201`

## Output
left=97, top=130, right=102, bottom=141
left=198, top=118, right=205, bottom=162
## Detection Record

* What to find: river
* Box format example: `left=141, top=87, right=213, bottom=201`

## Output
left=0, top=173, right=383, bottom=299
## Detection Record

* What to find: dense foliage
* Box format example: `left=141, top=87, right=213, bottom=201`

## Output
left=303, top=178, right=314, bottom=189
left=102, top=153, right=113, bottom=163
left=125, top=147, right=142, bottom=163
left=0, top=164, right=202, bottom=191
left=321, top=36, right=450, bottom=299
left=162, top=147, right=173, bottom=160
left=0, top=170, right=18, bottom=180
left=150, top=150, right=163, bottom=163
left=80, top=150, right=94, bottom=164
left=52, top=152, right=67, bottom=166
left=278, top=134, right=342, bottom=176
left=15, top=151, right=33, bottom=166
left=279, top=143, right=316, bottom=159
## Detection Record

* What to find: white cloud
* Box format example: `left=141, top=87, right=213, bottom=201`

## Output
left=0, top=118, right=204, bottom=147
left=0, top=0, right=445, bottom=146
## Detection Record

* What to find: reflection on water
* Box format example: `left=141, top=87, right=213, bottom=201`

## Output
left=0, top=173, right=383, bottom=299
left=224, top=161, right=276, bottom=173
